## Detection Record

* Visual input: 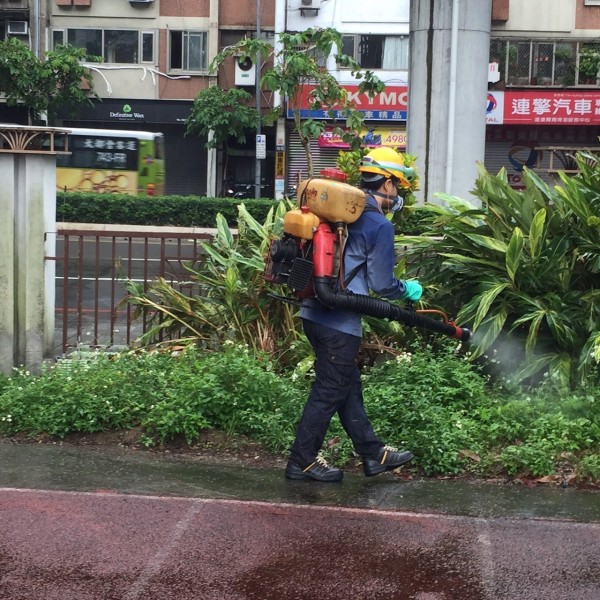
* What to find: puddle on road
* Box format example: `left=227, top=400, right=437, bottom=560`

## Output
left=235, top=531, right=485, bottom=600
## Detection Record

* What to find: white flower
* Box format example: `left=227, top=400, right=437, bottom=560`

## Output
left=395, top=352, right=412, bottom=364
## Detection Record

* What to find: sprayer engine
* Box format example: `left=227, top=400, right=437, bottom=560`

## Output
left=264, top=233, right=314, bottom=297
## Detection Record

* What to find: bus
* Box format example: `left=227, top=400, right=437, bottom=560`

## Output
left=56, top=128, right=165, bottom=197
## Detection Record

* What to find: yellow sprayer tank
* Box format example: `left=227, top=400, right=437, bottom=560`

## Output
left=297, top=174, right=366, bottom=224
left=283, top=207, right=321, bottom=240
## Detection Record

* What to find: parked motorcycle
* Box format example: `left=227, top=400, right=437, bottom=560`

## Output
left=225, top=181, right=269, bottom=199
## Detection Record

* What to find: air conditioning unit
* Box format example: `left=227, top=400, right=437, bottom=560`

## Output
left=300, top=0, right=321, bottom=16
left=235, top=56, right=256, bottom=86
left=7, top=21, right=29, bottom=36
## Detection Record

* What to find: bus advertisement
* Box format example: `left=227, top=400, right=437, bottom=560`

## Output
left=57, top=128, right=165, bottom=196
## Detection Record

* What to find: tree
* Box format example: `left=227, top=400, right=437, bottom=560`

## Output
left=0, top=38, right=96, bottom=125
left=211, top=28, right=385, bottom=176
left=185, top=86, right=259, bottom=195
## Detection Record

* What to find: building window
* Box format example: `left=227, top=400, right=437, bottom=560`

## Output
left=52, top=28, right=154, bottom=65
left=490, top=39, right=600, bottom=87
left=169, top=31, right=208, bottom=72
left=103, top=30, right=138, bottom=63
left=220, top=29, right=274, bottom=51
left=342, top=35, right=408, bottom=70
left=142, top=31, right=155, bottom=63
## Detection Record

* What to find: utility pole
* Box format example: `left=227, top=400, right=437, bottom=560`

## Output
left=407, top=0, right=492, bottom=204
left=255, top=0, right=263, bottom=199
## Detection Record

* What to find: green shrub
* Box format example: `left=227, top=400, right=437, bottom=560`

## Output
left=56, top=192, right=277, bottom=227
left=0, top=353, right=174, bottom=437
left=0, top=343, right=598, bottom=483
left=323, top=339, right=493, bottom=475
left=578, top=453, right=600, bottom=480
left=124, top=202, right=306, bottom=365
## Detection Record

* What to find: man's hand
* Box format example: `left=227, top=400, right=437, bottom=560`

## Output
left=400, top=280, right=423, bottom=302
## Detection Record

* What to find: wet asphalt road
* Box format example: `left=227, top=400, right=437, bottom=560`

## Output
left=1, top=443, right=599, bottom=599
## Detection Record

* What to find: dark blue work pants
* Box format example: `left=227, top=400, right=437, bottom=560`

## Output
left=288, top=319, right=383, bottom=467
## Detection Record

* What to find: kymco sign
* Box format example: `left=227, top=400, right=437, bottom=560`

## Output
left=288, top=85, right=408, bottom=121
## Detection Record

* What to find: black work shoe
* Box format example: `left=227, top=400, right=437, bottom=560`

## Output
left=362, top=446, right=414, bottom=477
left=285, top=456, right=343, bottom=482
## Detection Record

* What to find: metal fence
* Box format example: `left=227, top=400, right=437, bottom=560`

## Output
left=52, top=224, right=214, bottom=356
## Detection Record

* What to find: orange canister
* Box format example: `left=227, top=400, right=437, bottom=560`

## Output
left=283, top=206, right=321, bottom=239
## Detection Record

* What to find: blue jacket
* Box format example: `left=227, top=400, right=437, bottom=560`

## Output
left=300, top=195, right=406, bottom=337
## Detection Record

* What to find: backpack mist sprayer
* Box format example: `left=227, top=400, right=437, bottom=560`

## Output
left=264, top=170, right=471, bottom=343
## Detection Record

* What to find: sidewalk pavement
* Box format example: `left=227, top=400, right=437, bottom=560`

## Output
left=1, top=441, right=599, bottom=599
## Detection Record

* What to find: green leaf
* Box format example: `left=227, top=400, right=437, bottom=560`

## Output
left=513, top=353, right=554, bottom=383
left=439, top=253, right=504, bottom=271
left=473, top=282, right=510, bottom=330
left=528, top=208, right=546, bottom=259
left=514, top=309, right=546, bottom=355
left=505, top=227, right=524, bottom=284
left=215, top=213, right=234, bottom=249
left=546, top=310, right=578, bottom=349
left=463, top=234, right=507, bottom=254
left=469, top=306, right=509, bottom=359
left=225, top=266, right=239, bottom=295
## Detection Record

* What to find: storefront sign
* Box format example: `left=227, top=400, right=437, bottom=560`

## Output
left=486, top=92, right=505, bottom=125
left=275, top=151, right=285, bottom=177
left=318, top=127, right=407, bottom=148
left=288, top=85, right=408, bottom=121
left=63, top=99, right=193, bottom=124
left=487, top=90, right=600, bottom=125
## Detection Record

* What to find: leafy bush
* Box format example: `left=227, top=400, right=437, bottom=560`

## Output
left=0, top=346, right=308, bottom=447
left=0, top=352, right=175, bottom=437
left=57, top=192, right=277, bottom=227
left=324, top=339, right=492, bottom=475
left=399, top=157, right=600, bottom=389
left=0, top=344, right=598, bottom=482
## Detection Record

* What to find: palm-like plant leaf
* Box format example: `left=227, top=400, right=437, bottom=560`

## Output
left=124, top=204, right=302, bottom=360
left=505, top=227, right=524, bottom=284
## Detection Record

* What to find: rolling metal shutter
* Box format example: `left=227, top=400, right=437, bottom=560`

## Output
left=287, top=132, right=341, bottom=187
left=163, top=125, right=208, bottom=196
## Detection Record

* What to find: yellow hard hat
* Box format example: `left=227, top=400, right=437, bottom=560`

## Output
left=359, top=147, right=415, bottom=188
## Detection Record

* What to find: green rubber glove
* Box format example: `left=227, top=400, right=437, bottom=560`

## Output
left=400, top=280, right=423, bottom=302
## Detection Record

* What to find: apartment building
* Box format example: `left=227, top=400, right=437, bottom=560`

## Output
left=0, top=0, right=275, bottom=195
left=281, top=0, right=410, bottom=189
left=486, top=0, right=600, bottom=188
left=2, top=0, right=600, bottom=196
left=281, top=0, right=600, bottom=196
